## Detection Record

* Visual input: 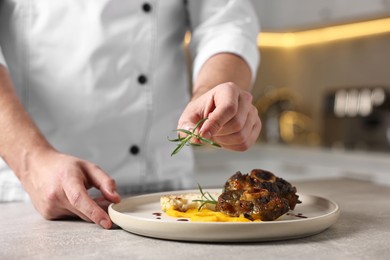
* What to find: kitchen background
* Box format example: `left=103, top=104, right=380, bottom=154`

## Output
left=250, top=0, right=390, bottom=152
left=193, top=0, right=390, bottom=188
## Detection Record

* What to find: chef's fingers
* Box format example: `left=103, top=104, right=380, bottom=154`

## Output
left=65, top=197, right=113, bottom=220
left=199, top=83, right=241, bottom=139
left=62, top=176, right=112, bottom=229
left=61, top=204, right=92, bottom=223
left=82, top=163, right=121, bottom=203
left=61, top=195, right=113, bottom=223
left=176, top=82, right=237, bottom=134
left=213, top=112, right=253, bottom=146
left=212, top=92, right=253, bottom=137
left=43, top=188, right=92, bottom=223
left=219, top=112, right=261, bottom=151
left=94, top=197, right=113, bottom=212
left=58, top=197, right=111, bottom=222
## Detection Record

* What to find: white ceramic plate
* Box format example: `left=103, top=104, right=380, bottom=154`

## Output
left=109, top=189, right=340, bottom=242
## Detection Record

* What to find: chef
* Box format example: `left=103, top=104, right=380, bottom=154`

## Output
left=0, top=0, right=260, bottom=228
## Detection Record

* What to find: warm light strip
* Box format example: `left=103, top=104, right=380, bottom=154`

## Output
left=259, top=17, right=390, bottom=48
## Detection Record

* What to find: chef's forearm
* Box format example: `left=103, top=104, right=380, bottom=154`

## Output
left=0, top=65, right=52, bottom=176
left=192, top=53, right=252, bottom=100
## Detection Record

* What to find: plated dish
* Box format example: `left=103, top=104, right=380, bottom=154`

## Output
left=108, top=189, right=340, bottom=242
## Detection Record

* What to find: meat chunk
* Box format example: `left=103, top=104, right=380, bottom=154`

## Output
left=215, top=169, right=300, bottom=221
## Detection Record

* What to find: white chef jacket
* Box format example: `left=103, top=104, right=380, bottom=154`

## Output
left=0, top=0, right=259, bottom=201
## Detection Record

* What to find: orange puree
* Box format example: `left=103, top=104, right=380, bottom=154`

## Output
left=166, top=208, right=260, bottom=222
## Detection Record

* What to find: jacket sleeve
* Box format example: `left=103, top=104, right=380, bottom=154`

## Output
left=187, top=0, right=260, bottom=84
left=0, top=47, right=6, bottom=67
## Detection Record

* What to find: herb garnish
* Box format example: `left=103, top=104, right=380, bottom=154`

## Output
left=168, top=118, right=221, bottom=156
left=192, top=184, right=218, bottom=211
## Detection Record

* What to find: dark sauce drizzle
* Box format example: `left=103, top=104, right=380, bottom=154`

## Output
left=152, top=212, right=162, bottom=220
left=152, top=212, right=190, bottom=221
left=287, top=212, right=308, bottom=219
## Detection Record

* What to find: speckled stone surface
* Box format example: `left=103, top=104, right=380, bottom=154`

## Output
left=1, top=178, right=389, bottom=260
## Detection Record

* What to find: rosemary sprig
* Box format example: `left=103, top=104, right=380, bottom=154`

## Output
left=192, top=183, right=218, bottom=211
left=168, top=118, right=221, bottom=156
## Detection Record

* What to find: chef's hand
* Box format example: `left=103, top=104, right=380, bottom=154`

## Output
left=178, top=82, right=261, bottom=151
left=20, top=148, right=121, bottom=229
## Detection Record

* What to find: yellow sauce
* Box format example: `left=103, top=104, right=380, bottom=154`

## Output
left=166, top=208, right=260, bottom=222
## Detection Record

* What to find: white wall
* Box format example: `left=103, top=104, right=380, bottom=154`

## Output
left=252, top=0, right=390, bottom=31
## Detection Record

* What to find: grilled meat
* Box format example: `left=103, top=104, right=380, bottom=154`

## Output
left=215, top=169, right=300, bottom=221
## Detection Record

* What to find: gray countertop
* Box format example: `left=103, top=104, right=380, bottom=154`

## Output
left=1, top=178, right=390, bottom=260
